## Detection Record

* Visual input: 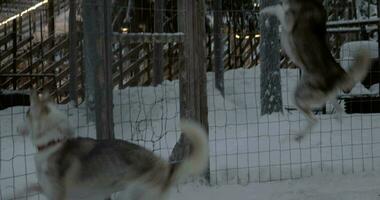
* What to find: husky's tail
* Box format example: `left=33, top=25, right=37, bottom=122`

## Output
left=167, top=120, right=208, bottom=184
left=341, top=49, right=371, bottom=93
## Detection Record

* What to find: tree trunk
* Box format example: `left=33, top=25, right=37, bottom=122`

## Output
left=69, top=0, right=78, bottom=106
left=82, top=0, right=114, bottom=139
left=170, top=0, right=209, bottom=181
left=82, top=0, right=97, bottom=121
left=213, top=0, right=224, bottom=96
left=153, top=0, right=165, bottom=85
left=259, top=0, right=283, bottom=115
left=47, top=0, right=55, bottom=63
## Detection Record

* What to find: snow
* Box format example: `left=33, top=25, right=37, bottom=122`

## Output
left=170, top=171, right=380, bottom=200
left=1, top=67, right=380, bottom=199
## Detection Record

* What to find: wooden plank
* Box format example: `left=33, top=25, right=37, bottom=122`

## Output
left=112, top=52, right=151, bottom=86
left=3, top=54, right=69, bottom=89
left=1, top=39, right=71, bottom=89
left=326, top=18, right=380, bottom=27
left=124, top=65, right=152, bottom=87
left=111, top=43, right=147, bottom=69
left=2, top=38, right=68, bottom=75
left=0, top=73, right=55, bottom=77
left=0, top=32, right=13, bottom=46
left=0, top=36, right=55, bottom=74
left=21, top=57, right=82, bottom=91
left=117, top=32, right=185, bottom=43
left=0, top=36, right=33, bottom=61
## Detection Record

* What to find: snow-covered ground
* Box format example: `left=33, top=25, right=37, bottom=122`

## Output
left=1, top=67, right=380, bottom=199
left=171, top=171, right=380, bottom=200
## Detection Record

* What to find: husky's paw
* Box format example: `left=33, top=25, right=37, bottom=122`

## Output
left=294, top=132, right=305, bottom=142
left=332, top=101, right=344, bottom=123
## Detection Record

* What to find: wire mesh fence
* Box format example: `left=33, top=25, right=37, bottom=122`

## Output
left=1, top=0, right=380, bottom=199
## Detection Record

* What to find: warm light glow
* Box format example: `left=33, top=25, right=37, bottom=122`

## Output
left=254, top=34, right=261, bottom=38
left=121, top=27, right=129, bottom=32
left=245, top=35, right=250, bottom=39
left=235, top=34, right=241, bottom=39
left=0, top=0, right=48, bottom=27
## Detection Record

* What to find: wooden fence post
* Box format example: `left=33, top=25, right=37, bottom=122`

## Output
left=377, top=0, right=380, bottom=95
left=170, top=0, right=209, bottom=181
left=12, top=19, right=17, bottom=90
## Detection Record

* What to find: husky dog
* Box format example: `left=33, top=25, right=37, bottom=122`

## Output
left=17, top=91, right=208, bottom=200
left=261, top=0, right=370, bottom=140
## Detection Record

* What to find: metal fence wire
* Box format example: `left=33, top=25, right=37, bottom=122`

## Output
left=1, top=0, right=380, bottom=199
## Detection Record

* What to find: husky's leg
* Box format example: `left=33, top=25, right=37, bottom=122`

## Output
left=331, top=98, right=343, bottom=123
left=294, top=102, right=318, bottom=141
left=293, top=84, right=319, bottom=141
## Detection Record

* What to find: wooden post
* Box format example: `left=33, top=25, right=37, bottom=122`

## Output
left=153, top=0, right=165, bottom=85
left=213, top=0, right=224, bottom=96
left=170, top=0, right=209, bottom=181
left=69, top=0, right=78, bottom=106
left=377, top=0, right=380, bottom=95
left=118, top=41, right=123, bottom=88
left=12, top=19, right=17, bottom=90
left=82, top=0, right=114, bottom=139
left=47, top=0, right=55, bottom=56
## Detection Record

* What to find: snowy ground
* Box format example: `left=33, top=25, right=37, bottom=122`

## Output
left=1, top=67, right=380, bottom=199
left=170, top=171, right=380, bottom=200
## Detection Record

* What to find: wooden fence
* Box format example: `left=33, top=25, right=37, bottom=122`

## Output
left=2, top=1, right=378, bottom=106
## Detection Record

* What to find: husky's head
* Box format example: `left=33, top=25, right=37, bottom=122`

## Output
left=19, top=91, right=74, bottom=148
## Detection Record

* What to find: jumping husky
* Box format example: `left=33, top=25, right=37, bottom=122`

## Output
left=17, top=91, right=208, bottom=200
left=261, top=0, right=370, bottom=140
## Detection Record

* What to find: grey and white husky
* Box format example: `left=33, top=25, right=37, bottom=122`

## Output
left=16, top=91, right=208, bottom=200
left=261, top=0, right=370, bottom=140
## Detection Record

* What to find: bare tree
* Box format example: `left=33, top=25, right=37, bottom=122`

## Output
left=213, top=0, right=224, bottom=96
left=82, top=0, right=114, bottom=139
left=170, top=0, right=209, bottom=181
left=153, top=0, right=165, bottom=85
left=259, top=0, right=283, bottom=115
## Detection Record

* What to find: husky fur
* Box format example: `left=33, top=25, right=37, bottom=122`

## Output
left=261, top=0, right=370, bottom=140
left=16, top=91, right=208, bottom=200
